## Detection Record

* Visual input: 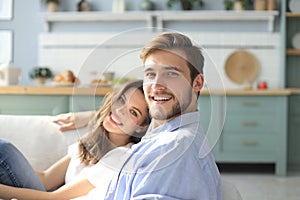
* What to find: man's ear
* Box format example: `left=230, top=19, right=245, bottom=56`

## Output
left=193, top=73, right=204, bottom=93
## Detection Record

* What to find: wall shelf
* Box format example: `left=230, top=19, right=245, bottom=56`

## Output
left=41, top=10, right=279, bottom=32
left=286, top=12, right=300, bottom=18
left=286, top=49, right=300, bottom=55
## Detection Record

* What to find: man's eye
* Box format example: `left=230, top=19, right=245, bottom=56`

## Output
left=167, top=71, right=179, bottom=77
left=145, top=73, right=155, bottom=79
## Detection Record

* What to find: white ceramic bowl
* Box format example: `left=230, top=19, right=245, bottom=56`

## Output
left=292, top=32, right=300, bottom=49
left=289, top=0, right=300, bottom=13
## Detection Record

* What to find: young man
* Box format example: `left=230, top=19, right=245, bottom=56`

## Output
left=103, top=32, right=221, bottom=199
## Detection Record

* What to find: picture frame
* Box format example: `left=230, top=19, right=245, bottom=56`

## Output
left=0, top=0, right=13, bottom=20
left=0, top=30, right=13, bottom=63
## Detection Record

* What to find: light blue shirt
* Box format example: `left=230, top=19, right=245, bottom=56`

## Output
left=105, top=111, right=221, bottom=200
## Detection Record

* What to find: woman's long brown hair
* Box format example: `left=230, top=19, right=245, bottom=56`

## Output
left=78, top=80, right=150, bottom=166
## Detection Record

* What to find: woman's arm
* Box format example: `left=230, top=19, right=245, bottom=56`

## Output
left=53, top=111, right=96, bottom=132
left=36, top=155, right=70, bottom=191
left=0, top=178, right=95, bottom=200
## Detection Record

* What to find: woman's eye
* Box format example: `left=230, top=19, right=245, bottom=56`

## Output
left=117, top=96, right=125, bottom=104
left=130, top=109, right=138, bottom=117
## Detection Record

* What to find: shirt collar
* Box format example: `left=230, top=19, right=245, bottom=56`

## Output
left=144, top=111, right=200, bottom=138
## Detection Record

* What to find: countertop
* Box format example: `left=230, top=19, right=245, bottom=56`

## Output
left=0, top=86, right=300, bottom=96
left=201, top=89, right=296, bottom=96
left=0, top=86, right=112, bottom=95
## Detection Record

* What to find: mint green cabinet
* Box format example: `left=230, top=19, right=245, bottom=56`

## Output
left=0, top=95, right=104, bottom=115
left=199, top=95, right=225, bottom=159
left=199, top=95, right=288, bottom=176
left=69, top=95, right=104, bottom=112
left=288, top=95, right=300, bottom=171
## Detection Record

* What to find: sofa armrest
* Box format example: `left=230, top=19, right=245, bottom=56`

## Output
left=0, top=115, right=87, bottom=171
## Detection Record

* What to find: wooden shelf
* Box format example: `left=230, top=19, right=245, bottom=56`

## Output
left=286, top=49, right=300, bottom=55
left=286, top=12, right=300, bottom=18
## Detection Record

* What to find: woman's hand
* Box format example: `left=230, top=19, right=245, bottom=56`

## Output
left=53, top=111, right=95, bottom=132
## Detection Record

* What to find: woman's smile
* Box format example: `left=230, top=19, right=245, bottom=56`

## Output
left=109, top=112, right=123, bottom=126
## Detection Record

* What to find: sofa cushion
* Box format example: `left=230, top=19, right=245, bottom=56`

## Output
left=0, top=115, right=86, bottom=171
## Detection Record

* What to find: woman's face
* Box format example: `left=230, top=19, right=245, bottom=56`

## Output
left=103, top=87, right=148, bottom=136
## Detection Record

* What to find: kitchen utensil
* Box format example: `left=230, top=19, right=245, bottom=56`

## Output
left=224, top=50, right=259, bottom=85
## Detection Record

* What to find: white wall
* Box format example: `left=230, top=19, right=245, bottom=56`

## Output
left=39, top=32, right=281, bottom=89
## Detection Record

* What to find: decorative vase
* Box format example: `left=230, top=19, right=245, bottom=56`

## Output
left=254, top=0, right=266, bottom=11
left=139, top=0, right=154, bottom=11
left=112, top=0, right=125, bottom=13
left=77, top=0, right=91, bottom=12
left=47, top=2, right=59, bottom=12
left=267, top=0, right=276, bottom=10
left=181, top=1, right=192, bottom=10
left=35, top=77, right=47, bottom=85
left=234, top=0, right=244, bottom=11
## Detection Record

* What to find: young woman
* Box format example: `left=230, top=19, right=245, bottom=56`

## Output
left=0, top=80, right=150, bottom=200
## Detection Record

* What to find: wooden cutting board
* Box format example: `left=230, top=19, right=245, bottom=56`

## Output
left=224, top=50, right=259, bottom=85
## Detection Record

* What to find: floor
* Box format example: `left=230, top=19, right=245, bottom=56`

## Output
left=220, top=164, right=300, bottom=200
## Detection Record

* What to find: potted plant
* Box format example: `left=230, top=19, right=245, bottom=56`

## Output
left=224, top=0, right=234, bottom=10
left=29, top=67, right=53, bottom=85
left=167, top=0, right=204, bottom=10
left=41, top=0, right=60, bottom=12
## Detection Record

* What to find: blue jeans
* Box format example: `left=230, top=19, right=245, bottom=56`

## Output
left=0, top=139, right=45, bottom=191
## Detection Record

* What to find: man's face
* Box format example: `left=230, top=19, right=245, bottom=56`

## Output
left=143, top=50, right=201, bottom=126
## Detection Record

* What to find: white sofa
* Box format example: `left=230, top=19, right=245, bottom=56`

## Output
left=0, top=115, right=87, bottom=171
left=0, top=114, right=242, bottom=199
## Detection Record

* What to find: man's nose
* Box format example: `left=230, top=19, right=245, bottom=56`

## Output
left=151, top=75, right=167, bottom=90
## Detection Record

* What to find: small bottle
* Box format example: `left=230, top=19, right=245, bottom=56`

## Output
left=77, top=0, right=91, bottom=12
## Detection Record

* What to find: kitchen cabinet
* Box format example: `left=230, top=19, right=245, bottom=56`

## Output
left=281, top=0, right=300, bottom=172
left=199, top=94, right=288, bottom=176
left=0, top=95, right=69, bottom=115
left=288, top=95, right=300, bottom=171
left=0, top=95, right=104, bottom=115
left=283, top=5, right=300, bottom=87
left=0, top=86, right=109, bottom=115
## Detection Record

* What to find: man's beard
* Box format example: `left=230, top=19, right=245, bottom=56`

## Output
left=149, top=89, right=193, bottom=121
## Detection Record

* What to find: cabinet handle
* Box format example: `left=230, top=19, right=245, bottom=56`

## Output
left=241, top=140, right=258, bottom=146
left=241, top=101, right=259, bottom=106
left=240, top=121, right=258, bottom=126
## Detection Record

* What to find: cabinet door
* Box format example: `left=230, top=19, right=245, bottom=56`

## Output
left=198, top=95, right=225, bottom=158
left=288, top=95, right=300, bottom=170
left=221, top=96, right=288, bottom=175
left=0, top=95, right=69, bottom=115
left=69, top=95, right=104, bottom=112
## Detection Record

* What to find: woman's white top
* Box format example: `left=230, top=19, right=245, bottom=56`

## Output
left=65, top=142, right=132, bottom=197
